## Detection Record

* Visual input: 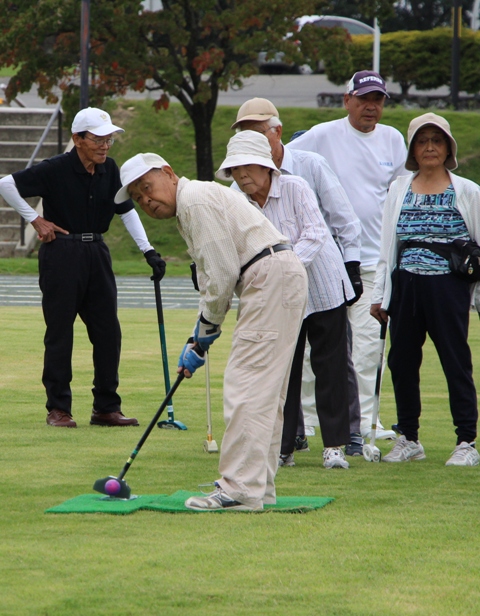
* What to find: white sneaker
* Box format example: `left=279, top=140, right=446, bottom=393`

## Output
left=278, top=453, right=295, bottom=467
left=185, top=483, right=262, bottom=511
left=361, top=424, right=396, bottom=440
left=383, top=435, right=426, bottom=462
left=304, top=426, right=316, bottom=436
left=445, top=442, right=480, bottom=466
left=323, top=447, right=349, bottom=469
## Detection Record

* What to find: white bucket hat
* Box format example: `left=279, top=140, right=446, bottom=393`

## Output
left=71, top=107, right=125, bottom=136
left=114, top=153, right=169, bottom=203
left=406, top=112, right=458, bottom=171
left=216, top=130, right=280, bottom=181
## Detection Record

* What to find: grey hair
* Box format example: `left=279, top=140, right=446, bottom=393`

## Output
left=267, top=116, right=283, bottom=128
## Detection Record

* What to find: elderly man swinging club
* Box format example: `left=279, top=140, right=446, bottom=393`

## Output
left=114, top=152, right=308, bottom=512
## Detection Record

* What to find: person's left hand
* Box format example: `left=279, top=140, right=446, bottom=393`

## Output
left=370, top=303, right=388, bottom=324
left=177, top=338, right=205, bottom=378
left=345, top=261, right=363, bottom=306
left=194, top=314, right=222, bottom=351
left=144, top=249, right=166, bottom=281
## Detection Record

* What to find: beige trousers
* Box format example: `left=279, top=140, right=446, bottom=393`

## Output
left=217, top=249, right=307, bottom=508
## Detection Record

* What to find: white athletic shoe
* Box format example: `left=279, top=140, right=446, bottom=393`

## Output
left=361, top=421, right=396, bottom=440
left=383, top=435, right=426, bottom=462
left=185, top=483, right=262, bottom=511
left=304, top=425, right=316, bottom=436
left=445, top=442, right=480, bottom=467
left=323, top=447, right=349, bottom=469
left=278, top=453, right=295, bottom=467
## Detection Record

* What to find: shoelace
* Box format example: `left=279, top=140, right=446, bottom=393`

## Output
left=449, top=443, right=474, bottom=461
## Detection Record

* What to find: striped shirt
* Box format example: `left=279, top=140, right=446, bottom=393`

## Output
left=397, top=184, right=470, bottom=275
left=175, top=177, right=289, bottom=324
left=244, top=173, right=354, bottom=315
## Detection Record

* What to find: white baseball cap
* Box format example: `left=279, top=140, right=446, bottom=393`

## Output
left=114, top=153, right=169, bottom=203
left=71, top=107, right=125, bottom=136
left=216, top=130, right=281, bottom=181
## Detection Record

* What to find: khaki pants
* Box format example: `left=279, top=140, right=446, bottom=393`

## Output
left=217, top=250, right=307, bottom=508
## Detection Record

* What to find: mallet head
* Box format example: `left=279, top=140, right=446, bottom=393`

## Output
left=93, top=475, right=131, bottom=499
left=363, top=444, right=382, bottom=463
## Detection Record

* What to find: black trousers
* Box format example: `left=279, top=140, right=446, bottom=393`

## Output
left=281, top=304, right=350, bottom=454
left=388, top=270, right=478, bottom=445
left=38, top=239, right=121, bottom=414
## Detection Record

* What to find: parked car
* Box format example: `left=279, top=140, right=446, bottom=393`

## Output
left=257, top=15, right=375, bottom=74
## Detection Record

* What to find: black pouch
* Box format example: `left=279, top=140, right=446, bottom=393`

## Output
left=398, top=240, right=480, bottom=283
left=448, top=240, right=480, bottom=282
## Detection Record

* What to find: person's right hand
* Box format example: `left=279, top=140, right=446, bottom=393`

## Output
left=370, top=303, right=388, bottom=324
left=177, top=338, right=205, bottom=378
left=31, top=216, right=68, bottom=243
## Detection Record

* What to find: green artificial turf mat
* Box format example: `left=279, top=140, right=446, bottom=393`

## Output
left=45, top=491, right=334, bottom=514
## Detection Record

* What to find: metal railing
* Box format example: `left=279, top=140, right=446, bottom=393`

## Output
left=20, top=102, right=63, bottom=246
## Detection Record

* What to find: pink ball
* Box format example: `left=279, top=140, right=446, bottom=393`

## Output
left=105, top=479, right=121, bottom=495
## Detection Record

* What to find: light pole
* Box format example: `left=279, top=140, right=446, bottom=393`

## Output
left=80, top=0, right=90, bottom=109
left=451, top=0, right=461, bottom=110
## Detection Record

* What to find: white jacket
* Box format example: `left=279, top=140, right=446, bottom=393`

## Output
left=372, top=171, right=480, bottom=311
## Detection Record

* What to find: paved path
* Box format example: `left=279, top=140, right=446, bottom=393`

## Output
left=0, top=275, right=224, bottom=310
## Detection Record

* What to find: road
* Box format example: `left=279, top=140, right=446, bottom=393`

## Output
left=0, top=275, right=221, bottom=310
left=1, top=74, right=451, bottom=111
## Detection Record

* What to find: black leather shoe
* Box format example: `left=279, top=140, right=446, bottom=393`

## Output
left=47, top=409, right=77, bottom=428
left=90, top=410, right=139, bottom=427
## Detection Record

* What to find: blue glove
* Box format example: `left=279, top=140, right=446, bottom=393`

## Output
left=178, top=338, right=205, bottom=375
left=194, top=314, right=222, bottom=352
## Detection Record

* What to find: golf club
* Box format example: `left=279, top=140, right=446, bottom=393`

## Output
left=363, top=320, right=388, bottom=463
left=93, top=371, right=186, bottom=499
left=203, top=352, right=219, bottom=453
left=189, top=262, right=219, bottom=453
left=152, top=276, right=187, bottom=430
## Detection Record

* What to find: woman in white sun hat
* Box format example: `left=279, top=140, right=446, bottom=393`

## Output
left=217, top=130, right=354, bottom=470
left=371, top=112, right=480, bottom=466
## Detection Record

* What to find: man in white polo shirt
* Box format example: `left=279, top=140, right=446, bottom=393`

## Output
left=288, top=70, right=408, bottom=438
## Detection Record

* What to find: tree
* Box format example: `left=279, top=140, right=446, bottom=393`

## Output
left=0, top=0, right=356, bottom=180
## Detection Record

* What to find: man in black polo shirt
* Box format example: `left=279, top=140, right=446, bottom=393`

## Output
left=0, top=107, right=165, bottom=428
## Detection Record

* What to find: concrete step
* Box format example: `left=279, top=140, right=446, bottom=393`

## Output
left=0, top=125, right=61, bottom=141
left=0, top=240, right=17, bottom=257
left=0, top=207, right=23, bottom=224
left=0, top=142, right=59, bottom=159
left=0, top=107, right=58, bottom=126
left=0, top=223, right=21, bottom=241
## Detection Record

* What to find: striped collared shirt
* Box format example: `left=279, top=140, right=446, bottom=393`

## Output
left=244, top=173, right=354, bottom=315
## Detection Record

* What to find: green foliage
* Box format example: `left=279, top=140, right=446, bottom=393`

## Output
left=1, top=305, right=480, bottom=614
left=351, top=28, right=480, bottom=96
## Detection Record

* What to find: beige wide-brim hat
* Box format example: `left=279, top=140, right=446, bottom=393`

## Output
left=216, top=130, right=281, bottom=181
left=406, top=112, right=458, bottom=171
left=114, top=153, right=169, bottom=204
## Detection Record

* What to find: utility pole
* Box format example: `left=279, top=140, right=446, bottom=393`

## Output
left=451, top=0, right=461, bottom=110
left=80, top=0, right=90, bottom=109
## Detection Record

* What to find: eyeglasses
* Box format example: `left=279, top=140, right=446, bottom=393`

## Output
left=84, top=136, right=115, bottom=147
left=415, top=136, right=447, bottom=147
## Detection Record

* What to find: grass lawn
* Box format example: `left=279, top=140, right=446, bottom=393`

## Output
left=1, top=306, right=480, bottom=615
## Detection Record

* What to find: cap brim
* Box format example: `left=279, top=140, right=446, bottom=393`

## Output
left=351, top=86, right=389, bottom=98
left=89, top=123, right=125, bottom=136
left=216, top=154, right=280, bottom=181
left=230, top=114, right=275, bottom=130
left=114, top=185, right=132, bottom=204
